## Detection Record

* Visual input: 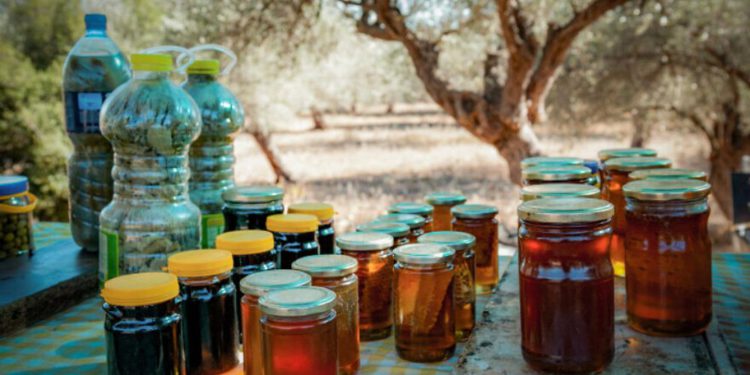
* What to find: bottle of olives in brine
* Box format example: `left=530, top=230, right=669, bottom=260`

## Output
left=181, top=53, right=244, bottom=248
left=62, top=14, right=131, bottom=252
left=98, top=51, right=202, bottom=285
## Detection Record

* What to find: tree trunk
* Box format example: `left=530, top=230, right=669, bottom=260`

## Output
left=250, top=130, right=294, bottom=183
left=311, top=107, right=326, bottom=131
left=494, top=124, right=542, bottom=183
left=630, top=115, right=647, bottom=147
left=709, top=147, right=737, bottom=220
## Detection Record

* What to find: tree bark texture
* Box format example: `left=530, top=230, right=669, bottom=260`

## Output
left=249, top=130, right=294, bottom=183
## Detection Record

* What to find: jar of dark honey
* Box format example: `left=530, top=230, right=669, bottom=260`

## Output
left=521, top=156, right=584, bottom=169
left=522, top=165, right=594, bottom=186
left=424, top=192, right=466, bottom=231
left=288, top=202, right=336, bottom=255
left=266, top=213, right=319, bottom=269
left=417, top=231, right=476, bottom=342
left=393, top=243, right=456, bottom=362
left=602, top=156, right=671, bottom=277
left=623, top=179, right=712, bottom=336
left=388, top=202, right=435, bottom=233
left=260, top=287, right=338, bottom=375
left=629, top=168, right=707, bottom=181
left=337, top=232, right=395, bottom=341
left=222, top=186, right=284, bottom=231
left=356, top=221, right=410, bottom=247
left=520, top=183, right=600, bottom=202
left=518, top=197, right=615, bottom=373
left=451, top=204, right=498, bottom=294
left=374, top=213, right=426, bottom=243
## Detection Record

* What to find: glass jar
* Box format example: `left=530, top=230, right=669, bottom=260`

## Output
left=101, top=272, right=183, bottom=375
left=167, top=250, right=240, bottom=374
left=240, top=270, right=311, bottom=375
left=602, top=156, right=671, bottom=277
left=292, top=255, right=360, bottom=374
left=418, top=231, right=476, bottom=342
left=520, top=183, right=600, bottom=202
left=260, top=287, right=338, bottom=375
left=0, top=176, right=36, bottom=258
left=373, top=213, right=426, bottom=243
left=424, top=192, right=466, bottom=232
left=623, top=179, right=712, bottom=336
left=288, top=202, right=336, bottom=255
left=393, top=243, right=456, bottom=362
left=388, top=202, right=435, bottom=233
left=222, top=186, right=284, bottom=232
left=216, top=230, right=276, bottom=339
left=356, top=221, right=410, bottom=247
left=267, top=214, right=319, bottom=269
left=63, top=14, right=131, bottom=253
left=99, top=53, right=201, bottom=284
left=337, top=232, right=395, bottom=341
left=629, top=168, right=707, bottom=181
left=451, top=204, right=498, bottom=294
left=522, top=165, right=594, bottom=186
left=182, top=60, right=243, bottom=249
left=518, top=197, right=615, bottom=373
left=520, top=156, right=584, bottom=169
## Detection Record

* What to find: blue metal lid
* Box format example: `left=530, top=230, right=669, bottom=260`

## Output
left=84, top=14, right=107, bottom=31
left=583, top=159, right=600, bottom=173
left=0, top=176, right=29, bottom=196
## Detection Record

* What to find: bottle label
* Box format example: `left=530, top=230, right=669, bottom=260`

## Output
left=99, top=228, right=119, bottom=286
left=64, top=91, right=109, bottom=134
left=201, top=213, right=225, bottom=248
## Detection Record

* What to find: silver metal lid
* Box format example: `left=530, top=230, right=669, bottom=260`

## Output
left=387, top=202, right=434, bottom=216
left=291, top=255, right=358, bottom=277
left=356, top=222, right=410, bottom=238
left=522, top=165, right=593, bottom=181
left=604, top=157, right=672, bottom=172
left=239, top=269, right=311, bottom=297
left=518, top=197, right=614, bottom=223
left=623, top=179, right=711, bottom=201
left=598, top=148, right=657, bottom=162
left=222, top=186, right=284, bottom=204
left=520, top=183, right=600, bottom=202
left=521, top=156, right=584, bottom=169
left=417, top=231, right=476, bottom=251
left=260, top=286, right=336, bottom=317
left=393, top=243, right=455, bottom=265
left=424, top=192, right=467, bottom=206
left=374, top=213, right=426, bottom=229
left=336, top=232, right=394, bottom=251
left=451, top=204, right=498, bottom=219
left=628, top=168, right=707, bottom=181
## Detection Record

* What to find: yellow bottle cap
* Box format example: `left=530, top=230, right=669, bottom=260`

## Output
left=288, top=202, right=334, bottom=221
left=167, top=249, right=234, bottom=277
left=216, top=230, right=275, bottom=255
left=131, top=54, right=173, bottom=72
left=187, top=59, right=220, bottom=75
left=101, top=272, right=179, bottom=307
left=266, top=214, right=319, bottom=233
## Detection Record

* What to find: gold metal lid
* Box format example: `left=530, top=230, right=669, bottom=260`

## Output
left=598, top=148, right=657, bottom=161
left=417, top=231, right=476, bottom=251
left=521, top=156, right=584, bottom=169
left=623, top=179, right=711, bottom=201
left=518, top=197, right=614, bottom=223
left=520, top=183, right=600, bottom=202
left=393, top=243, right=455, bottom=265
left=604, top=157, right=672, bottom=172
left=291, top=254, right=358, bottom=277
left=424, top=192, right=467, bottom=206
left=260, top=287, right=336, bottom=317
left=337, top=232, right=394, bottom=251
left=522, top=165, right=593, bottom=181
left=628, top=168, right=707, bottom=181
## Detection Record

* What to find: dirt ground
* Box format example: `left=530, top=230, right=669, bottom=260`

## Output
left=232, top=103, right=741, bottom=249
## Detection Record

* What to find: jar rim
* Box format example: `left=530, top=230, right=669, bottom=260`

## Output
left=598, top=147, right=657, bottom=161
left=260, top=286, right=336, bottom=317
left=356, top=222, right=410, bottom=238
left=337, top=231, right=395, bottom=250
left=451, top=204, right=498, bottom=219
left=522, top=165, right=593, bottom=181
left=424, top=192, right=467, bottom=205
left=221, top=186, right=284, bottom=204
left=292, top=254, right=358, bottom=277
left=387, top=202, right=434, bottom=216
left=520, top=183, right=600, bottom=202
left=374, top=213, right=426, bottom=229
left=518, top=197, right=614, bottom=223
left=417, top=231, right=476, bottom=250
left=521, top=156, right=584, bottom=169
left=604, top=157, right=671, bottom=172
left=394, top=243, right=455, bottom=265
left=629, top=168, right=706, bottom=181
left=623, top=179, right=711, bottom=201
left=240, top=269, right=311, bottom=296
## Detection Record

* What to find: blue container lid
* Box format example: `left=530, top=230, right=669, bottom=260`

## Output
left=583, top=159, right=600, bottom=173
left=84, top=13, right=107, bottom=31
left=0, top=176, right=29, bottom=196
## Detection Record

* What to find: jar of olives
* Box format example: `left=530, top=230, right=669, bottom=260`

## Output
left=0, top=176, right=36, bottom=258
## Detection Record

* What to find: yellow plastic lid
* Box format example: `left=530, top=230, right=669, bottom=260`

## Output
left=167, top=250, right=234, bottom=277
left=215, top=230, right=275, bottom=255
left=131, top=54, right=173, bottom=72
left=101, top=272, right=179, bottom=307
left=266, top=214, right=319, bottom=233
left=288, top=202, right=334, bottom=221
left=187, top=59, right=220, bottom=75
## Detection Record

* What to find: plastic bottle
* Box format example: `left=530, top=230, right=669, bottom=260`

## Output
left=62, top=13, right=131, bottom=252
left=182, top=45, right=244, bottom=248
left=98, top=48, right=202, bottom=284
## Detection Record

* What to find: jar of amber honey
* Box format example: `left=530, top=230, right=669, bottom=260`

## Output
left=629, top=168, right=707, bottom=181
left=240, top=270, right=311, bottom=375
left=418, top=231, right=476, bottom=342
left=388, top=202, right=435, bottom=233
left=520, top=183, right=600, bottom=202
left=424, top=192, right=466, bottom=231
left=260, top=287, right=338, bottom=375
left=521, top=156, right=584, bottom=169
left=266, top=213, right=319, bottom=269
left=451, top=204, right=498, bottom=294
left=292, top=255, right=360, bottom=374
left=357, top=221, right=410, bottom=247
left=222, top=186, right=284, bottom=231
left=337, top=232, right=395, bottom=341
left=374, top=213, right=426, bottom=243
left=602, top=156, right=671, bottom=277
left=216, top=230, right=276, bottom=339
left=522, top=165, right=594, bottom=186
left=288, top=202, right=336, bottom=255
left=623, top=179, right=712, bottom=336
left=518, top=198, right=615, bottom=373
left=393, top=243, right=456, bottom=362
